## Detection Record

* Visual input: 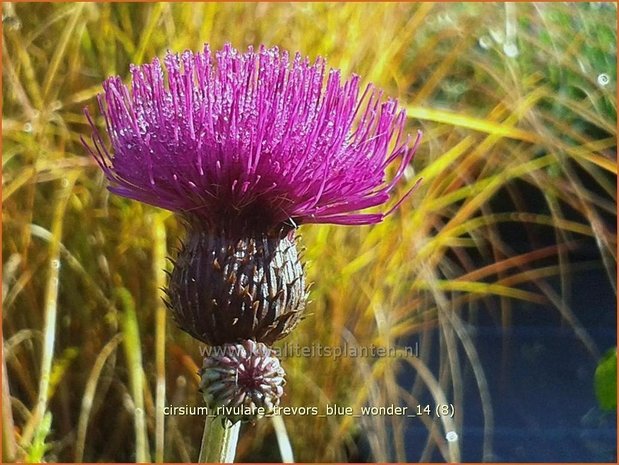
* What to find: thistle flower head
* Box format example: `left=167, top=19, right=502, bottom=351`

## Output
left=84, top=43, right=421, bottom=237
left=85, top=43, right=421, bottom=349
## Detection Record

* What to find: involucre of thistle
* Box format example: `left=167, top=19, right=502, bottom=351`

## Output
left=166, top=230, right=306, bottom=346
left=83, top=43, right=421, bottom=346
left=200, top=339, right=285, bottom=423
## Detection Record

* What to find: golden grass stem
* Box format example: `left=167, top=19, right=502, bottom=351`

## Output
left=2, top=355, right=17, bottom=462
left=18, top=173, right=77, bottom=453
left=1, top=41, right=35, bottom=119
left=152, top=213, right=168, bottom=463
left=406, top=106, right=540, bottom=143
left=74, top=334, right=123, bottom=462
left=133, top=3, right=165, bottom=65
left=441, top=309, right=494, bottom=461
left=41, top=3, right=85, bottom=103
left=118, top=288, right=151, bottom=463
left=405, top=356, right=461, bottom=462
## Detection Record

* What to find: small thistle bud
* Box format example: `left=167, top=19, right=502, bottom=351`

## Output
left=200, top=339, right=285, bottom=423
left=166, top=229, right=307, bottom=346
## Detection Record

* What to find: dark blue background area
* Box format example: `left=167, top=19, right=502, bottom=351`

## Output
left=398, top=265, right=616, bottom=462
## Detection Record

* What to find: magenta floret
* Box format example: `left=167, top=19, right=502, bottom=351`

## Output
left=84, top=44, right=421, bottom=234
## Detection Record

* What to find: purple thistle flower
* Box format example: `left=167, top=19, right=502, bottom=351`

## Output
left=84, top=43, right=422, bottom=362
left=83, top=43, right=421, bottom=236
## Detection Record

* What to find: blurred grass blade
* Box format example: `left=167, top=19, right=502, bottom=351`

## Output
left=2, top=355, right=17, bottom=463
left=416, top=136, right=475, bottom=183
left=75, top=334, right=123, bottom=462
left=405, top=356, right=460, bottom=462
left=18, top=173, right=77, bottom=453
left=118, top=288, right=151, bottom=463
left=414, top=280, right=547, bottom=304
left=406, top=106, right=540, bottom=143
left=47, top=346, right=78, bottom=399
left=26, top=411, right=52, bottom=463
left=41, top=3, right=86, bottom=103
left=133, top=3, right=166, bottom=65
left=151, top=212, right=168, bottom=463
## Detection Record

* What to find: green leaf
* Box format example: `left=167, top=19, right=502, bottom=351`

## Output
left=27, top=411, right=53, bottom=463
left=594, top=348, right=617, bottom=412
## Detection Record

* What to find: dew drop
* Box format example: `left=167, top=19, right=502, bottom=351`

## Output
left=403, top=164, right=415, bottom=181
left=437, top=13, right=453, bottom=25
left=3, top=15, right=22, bottom=31
left=176, top=375, right=187, bottom=388
left=503, top=43, right=519, bottom=58
left=597, top=73, right=610, bottom=87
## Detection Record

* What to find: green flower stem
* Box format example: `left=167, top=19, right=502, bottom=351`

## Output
left=199, top=413, right=241, bottom=463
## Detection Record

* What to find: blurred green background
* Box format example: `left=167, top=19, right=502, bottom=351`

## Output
left=2, top=2, right=616, bottom=462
